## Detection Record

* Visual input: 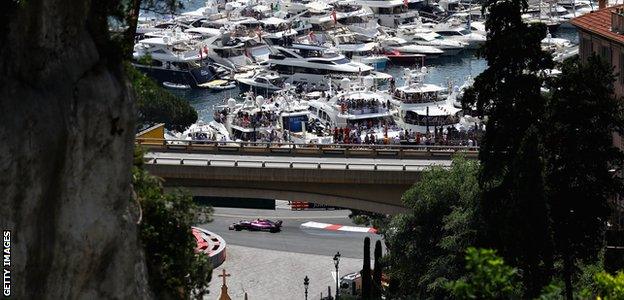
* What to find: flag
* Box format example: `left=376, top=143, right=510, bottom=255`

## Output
left=331, top=10, right=337, bottom=24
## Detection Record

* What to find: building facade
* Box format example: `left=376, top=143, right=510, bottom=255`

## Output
left=572, top=5, right=624, bottom=97
left=572, top=5, right=624, bottom=270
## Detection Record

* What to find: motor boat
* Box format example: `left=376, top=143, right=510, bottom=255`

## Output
left=266, top=43, right=391, bottom=89
left=429, top=26, right=486, bottom=49
left=199, top=79, right=237, bottom=90
left=236, top=71, right=286, bottom=94
left=132, top=32, right=220, bottom=88
left=307, top=77, right=402, bottom=143
left=397, top=25, right=468, bottom=56
left=163, top=81, right=192, bottom=89
left=204, top=33, right=254, bottom=71
left=166, top=119, right=231, bottom=143
left=331, top=33, right=389, bottom=70
left=391, top=67, right=464, bottom=133
left=356, top=0, right=420, bottom=28
left=379, top=36, right=445, bottom=58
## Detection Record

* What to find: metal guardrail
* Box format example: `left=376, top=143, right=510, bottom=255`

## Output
left=136, top=138, right=479, bottom=159
left=145, top=156, right=438, bottom=171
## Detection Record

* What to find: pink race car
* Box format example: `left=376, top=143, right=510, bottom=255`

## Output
left=229, top=219, right=283, bottom=233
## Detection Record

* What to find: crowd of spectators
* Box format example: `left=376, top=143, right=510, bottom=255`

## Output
left=336, top=97, right=392, bottom=115
left=231, top=110, right=279, bottom=128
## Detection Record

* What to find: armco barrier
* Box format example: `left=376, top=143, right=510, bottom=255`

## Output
left=135, top=138, right=479, bottom=159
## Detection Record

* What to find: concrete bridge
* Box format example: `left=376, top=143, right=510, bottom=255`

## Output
left=139, top=139, right=478, bottom=214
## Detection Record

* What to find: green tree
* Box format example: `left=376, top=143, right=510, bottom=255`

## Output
left=126, top=63, right=198, bottom=131
left=446, top=247, right=521, bottom=299
left=593, top=270, right=624, bottom=299
left=385, top=157, right=481, bottom=298
left=133, top=147, right=213, bottom=298
left=362, top=237, right=372, bottom=299
left=372, top=240, right=383, bottom=299
left=462, top=0, right=555, bottom=295
left=542, top=55, right=624, bottom=299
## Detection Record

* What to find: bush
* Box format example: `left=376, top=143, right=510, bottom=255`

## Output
left=593, top=271, right=624, bottom=299
left=132, top=147, right=213, bottom=298
left=446, top=247, right=521, bottom=299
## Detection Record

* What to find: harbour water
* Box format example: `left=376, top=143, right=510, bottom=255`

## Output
left=167, top=2, right=579, bottom=122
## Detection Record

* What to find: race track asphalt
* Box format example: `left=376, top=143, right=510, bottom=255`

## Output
left=198, top=207, right=384, bottom=259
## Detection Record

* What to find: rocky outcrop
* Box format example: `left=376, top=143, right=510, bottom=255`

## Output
left=0, top=0, right=150, bottom=298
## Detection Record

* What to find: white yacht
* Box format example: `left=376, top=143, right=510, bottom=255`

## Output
left=560, top=0, right=594, bottom=23
left=236, top=71, right=286, bottom=94
left=218, top=95, right=284, bottom=142
left=379, top=36, right=444, bottom=58
left=541, top=32, right=578, bottom=62
left=266, top=43, right=391, bottom=89
left=132, top=34, right=220, bottom=88
left=396, top=25, right=467, bottom=55
left=179, top=119, right=231, bottom=142
left=333, top=2, right=379, bottom=39
left=307, top=77, right=402, bottom=142
left=331, top=33, right=389, bottom=70
left=391, top=68, right=463, bottom=133
left=258, top=17, right=299, bottom=45
left=356, top=0, right=420, bottom=28
left=204, top=34, right=253, bottom=71
left=430, top=26, right=486, bottom=49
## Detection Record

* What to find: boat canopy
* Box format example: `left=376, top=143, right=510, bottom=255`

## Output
left=260, top=17, right=289, bottom=26
left=408, top=103, right=461, bottom=116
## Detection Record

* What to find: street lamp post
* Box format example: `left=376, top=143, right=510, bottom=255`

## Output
left=333, top=252, right=341, bottom=300
left=304, top=276, right=310, bottom=300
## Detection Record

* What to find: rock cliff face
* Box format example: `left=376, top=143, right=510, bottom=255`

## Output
left=0, top=0, right=150, bottom=298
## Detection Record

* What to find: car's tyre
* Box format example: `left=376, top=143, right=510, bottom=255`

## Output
left=235, top=226, right=242, bottom=231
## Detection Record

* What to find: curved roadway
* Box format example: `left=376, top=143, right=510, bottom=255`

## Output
left=199, top=207, right=382, bottom=259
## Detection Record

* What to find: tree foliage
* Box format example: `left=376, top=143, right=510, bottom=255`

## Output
left=362, top=237, right=372, bottom=300
left=372, top=240, right=383, bottom=299
left=593, top=270, right=624, bottom=299
left=133, top=147, right=213, bottom=298
left=446, top=247, right=521, bottom=299
left=542, top=55, right=624, bottom=298
left=126, top=63, right=198, bottom=132
left=385, top=157, right=481, bottom=298
left=461, top=0, right=556, bottom=295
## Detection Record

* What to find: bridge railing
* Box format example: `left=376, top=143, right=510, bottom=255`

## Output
left=146, top=157, right=436, bottom=172
left=135, top=138, right=479, bottom=159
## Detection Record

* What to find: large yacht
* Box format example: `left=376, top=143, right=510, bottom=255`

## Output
left=379, top=36, right=444, bottom=58
left=204, top=34, right=253, bottom=71
left=331, top=32, right=389, bottom=70
left=132, top=34, right=219, bottom=88
left=266, top=43, right=391, bottom=89
left=356, top=0, right=420, bottom=28
left=424, top=25, right=486, bottom=49
left=396, top=25, right=467, bottom=55
left=391, top=68, right=463, bottom=133
left=236, top=70, right=286, bottom=95
left=307, top=77, right=402, bottom=142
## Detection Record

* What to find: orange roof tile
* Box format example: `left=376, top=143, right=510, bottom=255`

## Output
left=571, top=4, right=624, bottom=44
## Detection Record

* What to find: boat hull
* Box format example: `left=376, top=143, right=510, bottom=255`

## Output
left=132, top=64, right=217, bottom=88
